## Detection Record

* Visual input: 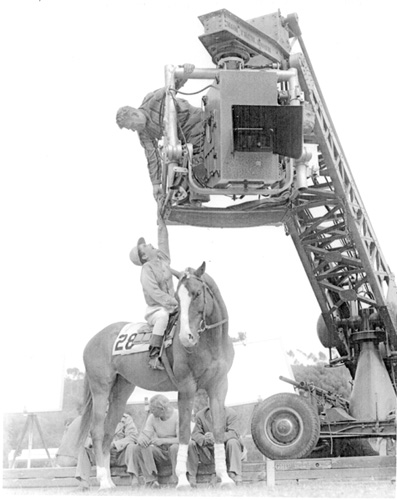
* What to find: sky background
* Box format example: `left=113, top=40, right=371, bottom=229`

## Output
left=2, top=0, right=396, bottom=412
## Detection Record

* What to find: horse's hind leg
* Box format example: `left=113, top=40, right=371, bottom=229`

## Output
left=90, top=385, right=114, bottom=490
left=102, top=376, right=135, bottom=488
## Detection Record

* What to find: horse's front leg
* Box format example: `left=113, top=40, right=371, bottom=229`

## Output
left=93, top=444, right=114, bottom=489
left=175, top=392, right=194, bottom=490
left=209, top=386, right=235, bottom=487
left=103, top=452, right=116, bottom=489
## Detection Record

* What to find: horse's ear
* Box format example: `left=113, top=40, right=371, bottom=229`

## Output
left=195, top=261, right=206, bottom=277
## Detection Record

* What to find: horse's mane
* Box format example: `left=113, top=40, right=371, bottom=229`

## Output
left=204, top=273, right=228, bottom=324
left=183, top=267, right=229, bottom=336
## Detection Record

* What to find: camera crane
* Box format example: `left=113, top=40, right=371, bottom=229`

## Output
left=159, top=9, right=396, bottom=459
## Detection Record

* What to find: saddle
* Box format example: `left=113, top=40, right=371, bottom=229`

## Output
left=112, top=312, right=178, bottom=356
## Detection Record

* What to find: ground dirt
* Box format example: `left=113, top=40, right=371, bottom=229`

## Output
left=2, top=480, right=396, bottom=498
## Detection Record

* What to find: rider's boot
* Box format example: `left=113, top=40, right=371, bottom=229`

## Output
left=148, top=334, right=164, bottom=371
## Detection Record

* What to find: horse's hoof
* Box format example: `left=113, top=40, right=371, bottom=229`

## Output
left=220, top=477, right=236, bottom=488
left=176, top=484, right=192, bottom=491
left=98, top=482, right=116, bottom=491
left=176, top=476, right=191, bottom=491
left=221, top=482, right=236, bottom=489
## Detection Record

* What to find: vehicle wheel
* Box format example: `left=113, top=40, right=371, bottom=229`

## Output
left=251, top=392, right=320, bottom=460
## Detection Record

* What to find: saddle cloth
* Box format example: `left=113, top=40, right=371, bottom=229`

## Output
left=112, top=320, right=176, bottom=356
left=112, top=322, right=152, bottom=356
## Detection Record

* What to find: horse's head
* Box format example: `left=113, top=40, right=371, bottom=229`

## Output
left=176, top=262, right=213, bottom=348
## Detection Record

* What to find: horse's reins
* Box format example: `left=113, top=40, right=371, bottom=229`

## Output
left=194, top=276, right=228, bottom=334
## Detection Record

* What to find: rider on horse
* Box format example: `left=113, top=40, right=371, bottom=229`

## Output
left=129, top=208, right=180, bottom=370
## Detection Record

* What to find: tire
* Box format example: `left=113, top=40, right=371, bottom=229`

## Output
left=251, top=392, right=320, bottom=460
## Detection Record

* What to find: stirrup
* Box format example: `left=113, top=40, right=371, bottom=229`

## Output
left=148, top=357, right=165, bottom=371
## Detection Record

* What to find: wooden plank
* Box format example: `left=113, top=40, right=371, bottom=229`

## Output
left=275, top=459, right=332, bottom=470
left=3, top=457, right=395, bottom=489
left=266, top=459, right=275, bottom=487
left=3, top=467, right=76, bottom=479
left=242, top=462, right=265, bottom=472
left=3, top=478, right=79, bottom=488
left=3, top=466, right=130, bottom=480
left=327, top=455, right=395, bottom=469
left=3, top=474, right=132, bottom=489
left=243, top=470, right=266, bottom=482
left=276, top=467, right=396, bottom=481
left=274, top=455, right=395, bottom=471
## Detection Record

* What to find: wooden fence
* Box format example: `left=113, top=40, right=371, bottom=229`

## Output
left=3, top=455, right=395, bottom=489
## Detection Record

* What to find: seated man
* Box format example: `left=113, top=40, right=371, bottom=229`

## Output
left=55, top=415, right=84, bottom=467
left=187, top=404, right=245, bottom=486
left=132, top=394, right=179, bottom=488
left=75, top=411, right=139, bottom=491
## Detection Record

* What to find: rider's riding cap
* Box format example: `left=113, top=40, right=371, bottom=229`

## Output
left=129, top=237, right=146, bottom=266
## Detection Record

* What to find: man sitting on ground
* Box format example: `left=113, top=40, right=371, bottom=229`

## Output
left=131, top=394, right=179, bottom=488
left=75, top=411, right=139, bottom=491
left=55, top=414, right=84, bottom=467
left=187, top=403, right=245, bottom=486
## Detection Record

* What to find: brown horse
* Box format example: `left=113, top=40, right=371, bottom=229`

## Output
left=78, top=262, right=235, bottom=489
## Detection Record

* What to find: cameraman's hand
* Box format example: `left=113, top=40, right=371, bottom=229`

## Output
left=182, top=63, right=195, bottom=76
left=152, top=184, right=163, bottom=201
left=157, top=202, right=166, bottom=226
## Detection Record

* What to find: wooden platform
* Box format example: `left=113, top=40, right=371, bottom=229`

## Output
left=265, top=455, right=396, bottom=485
left=3, top=456, right=395, bottom=489
left=166, top=204, right=288, bottom=228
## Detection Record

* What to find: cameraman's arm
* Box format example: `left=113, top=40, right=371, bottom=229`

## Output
left=157, top=208, right=171, bottom=261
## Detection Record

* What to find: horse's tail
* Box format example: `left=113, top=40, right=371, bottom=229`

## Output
left=77, top=375, right=92, bottom=447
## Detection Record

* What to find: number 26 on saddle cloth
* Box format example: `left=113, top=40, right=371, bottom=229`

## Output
left=112, top=314, right=178, bottom=356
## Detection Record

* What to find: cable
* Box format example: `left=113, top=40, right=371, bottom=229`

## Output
left=171, top=84, right=215, bottom=96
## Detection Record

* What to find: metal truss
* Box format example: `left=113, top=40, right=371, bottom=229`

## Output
left=286, top=52, right=397, bottom=358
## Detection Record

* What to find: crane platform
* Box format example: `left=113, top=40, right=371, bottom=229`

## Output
left=166, top=201, right=289, bottom=228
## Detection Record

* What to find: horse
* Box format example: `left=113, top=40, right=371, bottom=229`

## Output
left=78, top=262, right=235, bottom=490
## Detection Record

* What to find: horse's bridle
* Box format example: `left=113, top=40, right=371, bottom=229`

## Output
left=180, top=273, right=228, bottom=335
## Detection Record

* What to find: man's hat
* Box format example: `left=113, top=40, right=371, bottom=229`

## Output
left=129, top=237, right=146, bottom=266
